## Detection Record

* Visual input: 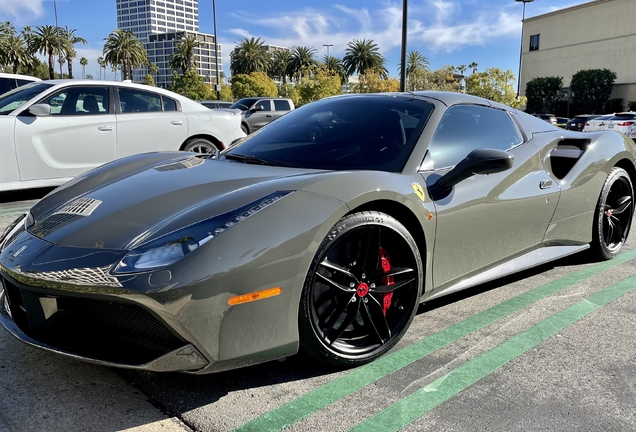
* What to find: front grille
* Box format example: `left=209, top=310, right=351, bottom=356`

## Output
left=1, top=277, right=186, bottom=365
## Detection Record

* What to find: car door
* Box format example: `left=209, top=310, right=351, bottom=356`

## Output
left=14, top=85, right=117, bottom=182
left=272, top=99, right=292, bottom=121
left=420, top=105, right=561, bottom=289
left=115, top=87, right=188, bottom=157
left=245, top=99, right=273, bottom=131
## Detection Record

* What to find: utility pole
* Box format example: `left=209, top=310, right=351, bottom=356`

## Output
left=323, top=44, right=333, bottom=58
left=516, top=0, right=534, bottom=97
left=53, top=0, right=63, bottom=77
left=213, top=0, right=221, bottom=100
left=399, top=0, right=408, bottom=92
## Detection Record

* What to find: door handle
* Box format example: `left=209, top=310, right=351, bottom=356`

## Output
left=266, top=115, right=273, bottom=118
left=171, top=120, right=183, bottom=126
left=539, top=180, right=553, bottom=189
left=98, top=126, right=113, bottom=132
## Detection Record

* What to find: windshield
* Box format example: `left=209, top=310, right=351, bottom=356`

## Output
left=230, top=98, right=259, bottom=110
left=0, top=82, right=53, bottom=115
left=223, top=95, right=433, bottom=172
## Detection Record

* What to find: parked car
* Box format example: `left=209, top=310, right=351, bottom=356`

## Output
left=0, top=72, right=40, bottom=95
left=1, top=91, right=634, bottom=373
left=556, top=117, right=569, bottom=127
left=0, top=80, right=245, bottom=192
left=566, top=114, right=599, bottom=131
left=200, top=100, right=233, bottom=109
left=606, top=112, right=636, bottom=140
left=230, top=97, right=295, bottom=134
left=533, top=113, right=557, bottom=125
left=583, top=115, right=613, bottom=132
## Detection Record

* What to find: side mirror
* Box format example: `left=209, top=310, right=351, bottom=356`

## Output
left=437, top=148, right=514, bottom=190
left=251, top=105, right=264, bottom=113
left=29, top=104, right=52, bottom=117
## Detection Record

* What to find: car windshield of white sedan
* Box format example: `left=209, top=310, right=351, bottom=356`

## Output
left=0, top=82, right=53, bottom=115
left=223, top=96, right=433, bottom=172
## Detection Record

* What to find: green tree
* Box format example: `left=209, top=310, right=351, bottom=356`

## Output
left=408, top=66, right=462, bottom=92
left=291, top=45, right=317, bottom=81
left=60, top=27, right=86, bottom=79
left=1, top=33, right=32, bottom=73
left=322, top=55, right=346, bottom=85
left=296, top=66, right=341, bottom=104
left=525, top=76, right=563, bottom=113
left=278, top=83, right=301, bottom=107
left=219, top=83, right=233, bottom=101
left=29, top=25, right=60, bottom=79
left=269, top=50, right=293, bottom=85
left=351, top=68, right=399, bottom=93
left=170, top=69, right=214, bottom=100
left=103, top=29, right=148, bottom=81
left=400, top=51, right=429, bottom=91
left=18, top=58, right=49, bottom=79
left=342, top=39, right=386, bottom=77
left=97, top=56, right=106, bottom=80
left=79, top=57, right=88, bottom=79
left=142, top=73, right=155, bottom=86
left=230, top=37, right=270, bottom=76
left=465, top=67, right=525, bottom=108
left=231, top=71, right=277, bottom=99
left=169, top=34, right=200, bottom=74
left=570, top=68, right=617, bottom=114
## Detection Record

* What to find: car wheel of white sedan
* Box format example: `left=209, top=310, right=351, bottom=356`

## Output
left=183, top=138, right=217, bottom=154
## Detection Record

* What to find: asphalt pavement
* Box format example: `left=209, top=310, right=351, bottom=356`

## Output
left=0, top=192, right=635, bottom=432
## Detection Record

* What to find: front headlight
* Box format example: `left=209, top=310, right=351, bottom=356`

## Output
left=114, top=191, right=292, bottom=274
left=0, top=212, right=34, bottom=252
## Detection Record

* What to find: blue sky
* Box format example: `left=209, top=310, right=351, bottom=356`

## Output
left=0, top=0, right=581, bottom=81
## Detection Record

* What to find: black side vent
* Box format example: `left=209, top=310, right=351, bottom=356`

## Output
left=549, top=138, right=591, bottom=180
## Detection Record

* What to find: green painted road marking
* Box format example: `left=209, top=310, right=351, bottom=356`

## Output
left=350, top=272, right=636, bottom=432
left=234, top=249, right=636, bottom=432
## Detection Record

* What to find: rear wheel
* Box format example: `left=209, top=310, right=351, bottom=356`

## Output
left=241, top=123, right=249, bottom=135
left=182, top=137, right=217, bottom=155
left=299, top=211, right=423, bottom=367
left=591, top=167, right=634, bottom=260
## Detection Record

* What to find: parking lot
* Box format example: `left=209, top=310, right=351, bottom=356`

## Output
left=1, top=192, right=635, bottom=432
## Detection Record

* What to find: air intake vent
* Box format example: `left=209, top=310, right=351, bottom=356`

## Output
left=155, top=157, right=204, bottom=172
left=53, top=197, right=102, bottom=217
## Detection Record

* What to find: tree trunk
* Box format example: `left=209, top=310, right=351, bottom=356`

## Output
left=12, top=61, right=18, bottom=74
left=67, top=57, right=73, bottom=79
left=48, top=53, right=55, bottom=79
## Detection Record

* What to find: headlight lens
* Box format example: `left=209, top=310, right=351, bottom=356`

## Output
left=114, top=191, right=292, bottom=274
left=0, top=212, right=33, bottom=252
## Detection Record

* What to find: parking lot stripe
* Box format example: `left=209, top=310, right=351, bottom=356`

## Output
left=349, top=272, right=636, bottom=432
left=233, top=249, right=636, bottom=432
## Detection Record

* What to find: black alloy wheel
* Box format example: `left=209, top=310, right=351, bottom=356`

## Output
left=592, top=167, right=634, bottom=260
left=299, top=212, right=423, bottom=367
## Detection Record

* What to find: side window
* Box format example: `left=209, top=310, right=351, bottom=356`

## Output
left=16, top=79, right=33, bottom=87
left=118, top=88, right=163, bottom=113
left=162, top=96, right=177, bottom=111
left=40, top=86, right=109, bottom=115
left=0, top=79, right=11, bottom=95
left=428, top=105, right=523, bottom=169
left=255, top=100, right=271, bottom=111
left=273, top=99, right=290, bottom=111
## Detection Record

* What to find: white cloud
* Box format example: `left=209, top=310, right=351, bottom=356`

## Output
left=0, top=0, right=45, bottom=25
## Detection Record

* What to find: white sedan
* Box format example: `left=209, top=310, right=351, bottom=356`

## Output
left=0, top=80, right=245, bottom=192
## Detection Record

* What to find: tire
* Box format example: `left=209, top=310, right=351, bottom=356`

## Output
left=591, top=167, right=634, bottom=260
left=299, top=211, right=423, bottom=368
left=307, top=124, right=323, bottom=142
left=182, top=137, right=218, bottom=155
left=241, top=123, right=249, bottom=135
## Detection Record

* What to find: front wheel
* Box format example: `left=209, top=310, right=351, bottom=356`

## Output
left=299, top=211, right=423, bottom=367
left=591, top=167, right=634, bottom=260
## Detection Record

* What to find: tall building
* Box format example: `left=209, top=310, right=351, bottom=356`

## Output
left=115, top=0, right=221, bottom=89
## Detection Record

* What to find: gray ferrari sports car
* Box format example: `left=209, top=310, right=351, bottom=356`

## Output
left=1, top=91, right=634, bottom=374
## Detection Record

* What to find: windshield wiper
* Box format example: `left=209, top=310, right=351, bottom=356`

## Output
left=223, top=153, right=300, bottom=168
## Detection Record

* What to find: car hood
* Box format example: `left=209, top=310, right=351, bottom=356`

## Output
left=28, top=153, right=334, bottom=249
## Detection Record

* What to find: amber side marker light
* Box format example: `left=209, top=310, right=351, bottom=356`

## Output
left=228, top=287, right=282, bottom=305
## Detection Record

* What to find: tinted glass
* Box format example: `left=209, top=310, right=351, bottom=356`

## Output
left=0, top=82, right=54, bottom=115
left=16, top=79, right=34, bottom=87
left=162, top=96, right=177, bottom=111
left=274, top=99, right=291, bottom=111
left=0, top=78, right=11, bottom=95
left=230, top=98, right=259, bottom=110
left=428, top=105, right=523, bottom=169
left=224, top=95, right=433, bottom=172
left=118, top=88, right=162, bottom=112
left=40, top=86, right=109, bottom=115
left=609, top=114, right=636, bottom=120
left=255, top=100, right=271, bottom=111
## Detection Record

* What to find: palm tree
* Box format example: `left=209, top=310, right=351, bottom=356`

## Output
left=323, top=55, right=346, bottom=85
left=61, top=27, right=87, bottom=79
left=103, top=29, right=148, bottom=81
left=468, top=62, right=479, bottom=74
left=169, top=34, right=200, bottom=74
left=342, top=39, right=386, bottom=77
left=29, top=25, right=60, bottom=79
left=269, top=50, right=293, bottom=85
left=79, top=57, right=88, bottom=79
left=148, top=62, right=159, bottom=81
left=97, top=56, right=106, bottom=80
left=3, top=34, right=32, bottom=73
left=291, top=45, right=317, bottom=81
left=404, top=51, right=429, bottom=76
left=230, top=37, right=270, bottom=75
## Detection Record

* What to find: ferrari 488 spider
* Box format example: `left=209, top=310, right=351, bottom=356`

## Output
left=1, top=92, right=634, bottom=373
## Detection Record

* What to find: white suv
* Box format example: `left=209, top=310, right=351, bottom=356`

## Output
left=606, top=112, right=636, bottom=140
left=0, top=72, right=40, bottom=95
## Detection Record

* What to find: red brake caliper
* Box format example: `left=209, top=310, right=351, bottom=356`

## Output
left=379, top=247, right=394, bottom=316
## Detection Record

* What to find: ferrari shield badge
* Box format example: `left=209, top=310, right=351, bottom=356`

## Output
left=411, top=183, right=426, bottom=202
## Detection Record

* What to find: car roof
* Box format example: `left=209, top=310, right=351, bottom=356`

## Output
left=0, top=72, right=41, bottom=81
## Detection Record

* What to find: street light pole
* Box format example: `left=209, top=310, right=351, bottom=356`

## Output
left=516, top=0, right=534, bottom=97
left=212, top=0, right=221, bottom=100
left=322, top=44, right=333, bottom=58
left=53, top=0, right=63, bottom=77
left=399, top=0, right=408, bottom=92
